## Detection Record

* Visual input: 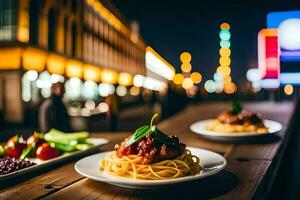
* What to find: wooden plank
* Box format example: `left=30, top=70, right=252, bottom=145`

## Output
left=213, top=159, right=271, bottom=200
left=42, top=160, right=270, bottom=200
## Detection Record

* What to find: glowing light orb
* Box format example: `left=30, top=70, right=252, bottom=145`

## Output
left=220, top=40, right=231, bottom=48
left=279, top=18, right=300, bottom=50
left=219, top=48, right=231, bottom=57
left=181, top=63, right=192, bottom=72
left=220, top=23, right=230, bottom=30
left=204, top=80, right=216, bottom=93
left=190, top=72, right=202, bottom=84
left=173, top=73, right=184, bottom=85
left=219, top=57, right=231, bottom=66
left=284, top=84, right=293, bottom=95
left=182, top=78, right=193, bottom=89
left=219, top=30, right=231, bottom=41
left=180, top=52, right=192, bottom=63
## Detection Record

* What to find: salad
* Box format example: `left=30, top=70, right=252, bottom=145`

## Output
left=0, top=129, right=92, bottom=175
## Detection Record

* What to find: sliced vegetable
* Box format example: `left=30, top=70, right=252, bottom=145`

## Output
left=20, top=141, right=36, bottom=160
left=50, top=142, right=77, bottom=152
left=75, top=143, right=93, bottom=151
left=44, top=129, right=88, bottom=143
left=0, top=145, right=5, bottom=157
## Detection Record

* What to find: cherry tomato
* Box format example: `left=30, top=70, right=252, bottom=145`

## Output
left=27, top=132, right=45, bottom=148
left=35, top=143, right=60, bottom=160
left=5, top=135, right=27, bottom=158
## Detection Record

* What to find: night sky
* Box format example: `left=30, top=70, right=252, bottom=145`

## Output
left=112, top=0, right=300, bottom=83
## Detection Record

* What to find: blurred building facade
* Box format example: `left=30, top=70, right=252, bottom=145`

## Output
left=0, top=0, right=147, bottom=125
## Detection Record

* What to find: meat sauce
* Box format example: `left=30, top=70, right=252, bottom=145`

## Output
left=115, top=134, right=186, bottom=164
left=217, top=110, right=264, bottom=125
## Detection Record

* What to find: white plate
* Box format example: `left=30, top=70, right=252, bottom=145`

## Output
left=190, top=119, right=283, bottom=138
left=0, top=138, right=108, bottom=181
left=74, top=147, right=227, bottom=189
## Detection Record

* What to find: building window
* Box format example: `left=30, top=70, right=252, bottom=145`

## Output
left=71, top=0, right=77, bottom=13
left=29, top=0, right=40, bottom=45
left=71, top=22, right=77, bottom=57
left=0, top=0, right=17, bottom=41
left=48, top=8, right=57, bottom=51
left=64, top=17, right=68, bottom=54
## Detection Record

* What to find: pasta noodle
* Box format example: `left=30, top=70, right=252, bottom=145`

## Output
left=207, top=119, right=268, bottom=133
left=99, top=150, right=201, bottom=180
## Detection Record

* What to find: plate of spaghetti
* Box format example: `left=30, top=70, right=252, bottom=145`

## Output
left=190, top=102, right=282, bottom=140
left=75, top=114, right=226, bottom=189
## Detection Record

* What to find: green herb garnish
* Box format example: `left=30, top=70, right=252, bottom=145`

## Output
left=125, top=114, right=175, bottom=147
left=231, top=101, right=242, bottom=115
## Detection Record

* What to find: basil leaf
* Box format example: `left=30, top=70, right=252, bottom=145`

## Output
left=232, top=101, right=242, bottom=115
left=124, top=114, right=160, bottom=147
left=125, top=125, right=151, bottom=147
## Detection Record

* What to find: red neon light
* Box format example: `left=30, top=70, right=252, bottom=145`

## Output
left=258, top=29, right=280, bottom=80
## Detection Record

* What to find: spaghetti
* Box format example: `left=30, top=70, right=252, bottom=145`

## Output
left=100, top=149, right=201, bottom=180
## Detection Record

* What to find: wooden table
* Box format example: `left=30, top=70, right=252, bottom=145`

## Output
left=0, top=102, right=296, bottom=200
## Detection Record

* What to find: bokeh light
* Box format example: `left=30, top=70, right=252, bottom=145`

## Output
left=219, top=30, right=231, bottom=41
left=182, top=78, right=193, bottom=89
left=130, top=86, right=140, bottom=96
left=116, top=85, right=127, bottom=96
left=223, top=75, right=232, bottom=84
left=173, top=73, right=184, bottom=85
left=219, top=48, right=231, bottom=57
left=204, top=80, right=216, bottom=93
left=284, top=84, right=293, bottom=95
left=213, top=72, right=223, bottom=82
left=224, top=82, right=237, bottom=94
left=181, top=63, right=192, bottom=72
left=180, top=52, right=192, bottom=63
left=220, top=40, right=231, bottom=48
left=219, top=57, right=231, bottom=66
left=220, top=22, right=230, bottom=30
left=217, top=66, right=231, bottom=76
left=191, top=72, right=202, bottom=84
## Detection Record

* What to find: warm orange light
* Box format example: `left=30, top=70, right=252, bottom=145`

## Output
left=83, top=64, right=101, bottom=82
left=22, top=47, right=47, bottom=72
left=182, top=78, right=193, bottom=89
left=0, top=48, right=23, bottom=69
left=18, top=2, right=29, bottom=42
left=219, top=48, right=231, bottom=57
left=180, top=52, right=192, bottom=63
left=220, top=23, right=230, bottom=30
left=190, top=72, right=202, bottom=84
left=118, top=72, right=133, bottom=86
left=173, top=73, right=184, bottom=85
left=224, top=82, right=237, bottom=94
left=66, top=60, right=83, bottom=78
left=223, top=75, right=232, bottom=84
left=47, top=54, right=66, bottom=74
left=284, top=84, right=293, bottom=95
left=217, top=66, right=231, bottom=76
left=101, top=69, right=118, bottom=84
left=219, top=57, right=231, bottom=66
left=181, top=63, right=192, bottom=72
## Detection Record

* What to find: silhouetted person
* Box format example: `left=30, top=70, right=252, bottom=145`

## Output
left=39, top=82, right=72, bottom=133
left=105, top=92, right=121, bottom=132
